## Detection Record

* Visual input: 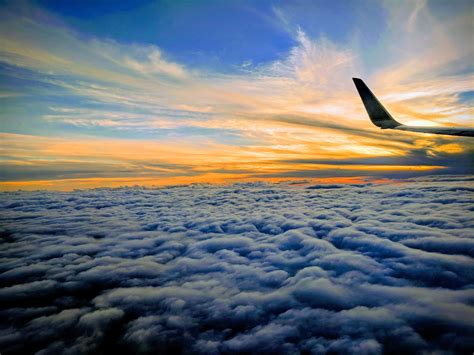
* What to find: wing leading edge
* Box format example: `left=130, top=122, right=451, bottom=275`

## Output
left=353, top=78, right=474, bottom=137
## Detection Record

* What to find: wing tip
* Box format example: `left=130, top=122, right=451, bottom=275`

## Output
left=352, top=77, right=401, bottom=129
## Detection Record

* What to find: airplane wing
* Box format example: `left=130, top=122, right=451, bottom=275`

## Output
left=353, top=78, right=474, bottom=137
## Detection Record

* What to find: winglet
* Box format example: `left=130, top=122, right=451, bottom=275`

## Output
left=352, top=78, right=401, bottom=129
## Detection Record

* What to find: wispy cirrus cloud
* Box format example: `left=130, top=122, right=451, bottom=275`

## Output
left=0, top=0, right=472, bottom=189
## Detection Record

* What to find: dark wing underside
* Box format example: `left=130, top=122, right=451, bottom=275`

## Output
left=395, top=125, right=474, bottom=137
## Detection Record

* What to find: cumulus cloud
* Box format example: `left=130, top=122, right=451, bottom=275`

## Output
left=1, top=176, right=473, bottom=353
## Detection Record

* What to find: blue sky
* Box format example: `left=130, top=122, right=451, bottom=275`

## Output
left=0, top=0, right=473, bottom=189
left=34, top=0, right=383, bottom=69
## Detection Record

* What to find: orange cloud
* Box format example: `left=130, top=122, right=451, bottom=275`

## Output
left=0, top=2, right=472, bottom=190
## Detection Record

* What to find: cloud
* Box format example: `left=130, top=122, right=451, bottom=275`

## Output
left=1, top=1, right=473, bottom=190
left=1, top=176, right=473, bottom=353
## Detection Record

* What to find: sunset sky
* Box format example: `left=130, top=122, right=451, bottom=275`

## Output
left=0, top=0, right=473, bottom=190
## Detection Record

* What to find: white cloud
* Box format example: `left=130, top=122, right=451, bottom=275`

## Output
left=1, top=176, right=473, bottom=353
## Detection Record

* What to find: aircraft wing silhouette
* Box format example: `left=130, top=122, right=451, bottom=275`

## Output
left=353, top=78, right=474, bottom=137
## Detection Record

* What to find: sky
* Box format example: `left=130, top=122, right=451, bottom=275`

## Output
left=0, top=0, right=473, bottom=190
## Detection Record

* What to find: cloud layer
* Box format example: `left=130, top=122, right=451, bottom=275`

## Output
left=1, top=176, right=473, bottom=353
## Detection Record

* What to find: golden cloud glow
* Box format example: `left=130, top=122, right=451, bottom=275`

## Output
left=0, top=131, right=453, bottom=191
left=0, top=1, right=472, bottom=190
